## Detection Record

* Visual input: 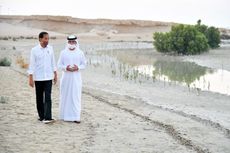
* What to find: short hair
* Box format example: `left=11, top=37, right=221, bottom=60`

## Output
left=39, top=32, right=49, bottom=39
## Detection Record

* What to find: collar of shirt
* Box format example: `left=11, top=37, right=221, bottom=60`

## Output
left=39, top=43, right=48, bottom=49
left=39, top=44, right=51, bottom=54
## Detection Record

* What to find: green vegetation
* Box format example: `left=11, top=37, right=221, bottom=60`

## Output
left=0, top=96, right=8, bottom=104
left=153, top=20, right=221, bottom=55
left=0, top=57, right=11, bottom=66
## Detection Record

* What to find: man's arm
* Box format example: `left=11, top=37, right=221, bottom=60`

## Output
left=52, top=50, right=58, bottom=84
left=28, top=49, right=35, bottom=88
left=29, top=74, right=34, bottom=88
left=57, top=51, right=68, bottom=71
left=53, top=71, right=57, bottom=84
left=77, top=52, right=87, bottom=70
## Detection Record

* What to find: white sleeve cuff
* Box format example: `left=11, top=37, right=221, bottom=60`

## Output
left=27, top=70, right=33, bottom=75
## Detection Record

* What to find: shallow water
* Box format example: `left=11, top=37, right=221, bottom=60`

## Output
left=135, top=63, right=230, bottom=95
left=93, top=49, right=230, bottom=95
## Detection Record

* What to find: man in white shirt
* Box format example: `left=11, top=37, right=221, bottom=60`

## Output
left=28, top=32, right=57, bottom=124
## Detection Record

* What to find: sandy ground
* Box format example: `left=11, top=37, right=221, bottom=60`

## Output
left=0, top=18, right=230, bottom=153
left=0, top=67, right=197, bottom=153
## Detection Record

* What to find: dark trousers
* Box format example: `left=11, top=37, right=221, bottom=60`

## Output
left=35, top=80, right=52, bottom=120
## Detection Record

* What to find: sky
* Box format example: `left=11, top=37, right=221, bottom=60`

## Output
left=0, top=0, right=229, bottom=28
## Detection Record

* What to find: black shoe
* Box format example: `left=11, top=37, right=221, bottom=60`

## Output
left=38, top=118, right=44, bottom=121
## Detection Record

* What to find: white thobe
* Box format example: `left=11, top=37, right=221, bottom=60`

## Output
left=58, top=48, right=86, bottom=121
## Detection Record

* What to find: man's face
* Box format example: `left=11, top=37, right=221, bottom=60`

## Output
left=39, top=34, right=49, bottom=47
left=68, top=40, right=77, bottom=45
left=68, top=40, right=77, bottom=50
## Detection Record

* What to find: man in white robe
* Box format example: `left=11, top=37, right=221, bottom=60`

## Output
left=58, top=35, right=86, bottom=123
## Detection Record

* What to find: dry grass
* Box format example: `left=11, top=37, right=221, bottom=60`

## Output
left=16, top=56, right=28, bottom=69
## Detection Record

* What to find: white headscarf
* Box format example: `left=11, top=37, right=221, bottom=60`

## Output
left=66, top=38, right=80, bottom=51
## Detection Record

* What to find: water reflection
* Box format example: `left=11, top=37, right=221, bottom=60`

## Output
left=135, top=60, right=230, bottom=95
left=154, top=60, right=210, bottom=85
left=89, top=49, right=230, bottom=95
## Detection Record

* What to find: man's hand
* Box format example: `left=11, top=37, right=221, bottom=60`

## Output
left=53, top=71, right=57, bottom=84
left=29, top=75, right=34, bottom=88
left=66, top=65, right=78, bottom=72
left=66, top=65, right=73, bottom=72
left=72, top=64, right=79, bottom=71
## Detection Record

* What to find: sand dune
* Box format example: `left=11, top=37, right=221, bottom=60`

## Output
left=0, top=15, right=172, bottom=35
left=0, top=22, right=65, bottom=37
left=0, top=15, right=174, bottom=27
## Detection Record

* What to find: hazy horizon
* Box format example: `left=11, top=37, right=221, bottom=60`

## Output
left=0, top=0, right=229, bottom=28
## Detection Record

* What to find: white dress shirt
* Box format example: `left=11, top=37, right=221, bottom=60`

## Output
left=27, top=44, right=57, bottom=81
